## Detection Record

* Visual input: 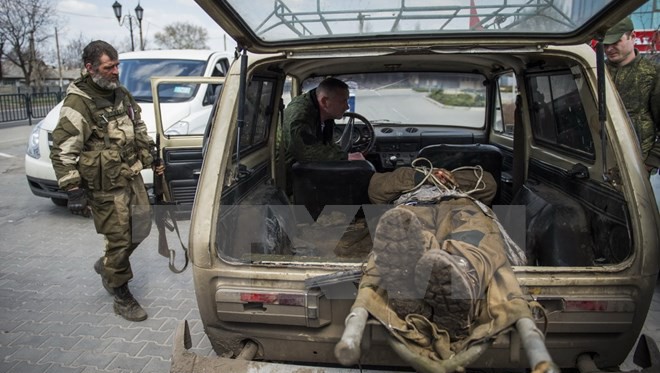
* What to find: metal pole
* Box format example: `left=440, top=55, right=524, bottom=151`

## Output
left=128, top=16, right=135, bottom=51
left=138, top=21, right=144, bottom=50
left=234, top=48, right=248, bottom=178
left=596, top=38, right=610, bottom=183
left=516, top=318, right=560, bottom=372
left=55, top=27, right=63, bottom=90
left=335, top=307, right=369, bottom=365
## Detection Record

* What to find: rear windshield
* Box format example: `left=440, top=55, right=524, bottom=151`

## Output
left=119, top=59, right=206, bottom=103
left=224, top=0, right=618, bottom=43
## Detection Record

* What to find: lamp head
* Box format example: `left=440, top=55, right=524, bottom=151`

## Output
left=135, top=3, right=143, bottom=22
left=112, top=1, right=122, bottom=22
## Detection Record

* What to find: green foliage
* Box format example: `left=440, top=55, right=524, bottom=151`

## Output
left=154, top=22, right=210, bottom=49
left=429, top=89, right=485, bottom=107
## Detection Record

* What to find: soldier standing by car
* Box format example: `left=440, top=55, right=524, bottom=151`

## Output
left=50, top=40, right=163, bottom=322
left=604, top=17, right=660, bottom=208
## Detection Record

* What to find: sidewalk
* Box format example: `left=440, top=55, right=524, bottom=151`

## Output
left=0, top=205, right=214, bottom=372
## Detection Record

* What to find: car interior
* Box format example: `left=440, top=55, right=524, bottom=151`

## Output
left=197, top=49, right=633, bottom=269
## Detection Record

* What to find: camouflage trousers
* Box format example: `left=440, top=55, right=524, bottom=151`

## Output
left=399, top=198, right=508, bottom=299
left=354, top=197, right=531, bottom=358
left=88, top=176, right=152, bottom=288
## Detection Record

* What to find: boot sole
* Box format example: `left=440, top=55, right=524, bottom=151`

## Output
left=373, top=208, right=431, bottom=318
left=415, top=248, right=474, bottom=340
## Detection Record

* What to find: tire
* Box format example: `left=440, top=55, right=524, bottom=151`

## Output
left=51, top=197, right=67, bottom=207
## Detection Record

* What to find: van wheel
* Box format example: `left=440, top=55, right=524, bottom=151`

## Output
left=51, top=197, right=67, bottom=207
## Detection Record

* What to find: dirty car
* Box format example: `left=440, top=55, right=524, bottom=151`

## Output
left=155, top=0, right=660, bottom=371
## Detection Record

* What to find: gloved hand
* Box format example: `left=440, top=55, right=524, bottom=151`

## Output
left=67, top=188, right=91, bottom=217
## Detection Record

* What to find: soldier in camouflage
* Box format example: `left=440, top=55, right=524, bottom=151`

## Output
left=283, top=77, right=365, bottom=162
left=50, top=40, right=163, bottom=322
left=604, top=17, right=660, bottom=170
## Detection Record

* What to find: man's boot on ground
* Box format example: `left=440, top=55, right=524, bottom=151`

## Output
left=373, top=207, right=431, bottom=319
left=113, top=283, right=148, bottom=321
left=93, top=257, right=114, bottom=296
left=415, top=247, right=478, bottom=340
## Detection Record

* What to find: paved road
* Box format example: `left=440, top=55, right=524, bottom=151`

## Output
left=0, top=124, right=658, bottom=372
left=0, top=124, right=214, bottom=373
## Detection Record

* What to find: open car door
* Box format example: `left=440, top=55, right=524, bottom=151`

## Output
left=151, top=76, right=225, bottom=215
left=151, top=76, right=224, bottom=273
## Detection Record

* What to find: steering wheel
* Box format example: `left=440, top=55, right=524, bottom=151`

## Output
left=335, top=112, right=375, bottom=155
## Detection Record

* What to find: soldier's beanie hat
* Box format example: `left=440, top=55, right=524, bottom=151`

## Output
left=604, top=17, right=634, bottom=44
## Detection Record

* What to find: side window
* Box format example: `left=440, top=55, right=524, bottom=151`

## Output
left=493, top=72, right=516, bottom=136
left=203, top=59, right=229, bottom=106
left=238, top=77, right=275, bottom=154
left=526, top=71, right=595, bottom=160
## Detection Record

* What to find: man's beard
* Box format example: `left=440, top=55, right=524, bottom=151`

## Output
left=91, top=71, right=119, bottom=90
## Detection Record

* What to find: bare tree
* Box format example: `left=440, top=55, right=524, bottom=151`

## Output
left=154, top=22, right=209, bottom=49
left=0, top=34, right=5, bottom=80
left=0, top=0, right=54, bottom=88
left=60, top=33, right=92, bottom=69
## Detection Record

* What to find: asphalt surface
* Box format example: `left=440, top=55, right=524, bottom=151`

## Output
left=0, top=124, right=214, bottom=373
left=1, top=123, right=659, bottom=373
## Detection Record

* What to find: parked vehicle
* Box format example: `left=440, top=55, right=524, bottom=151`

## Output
left=25, top=49, right=233, bottom=205
left=155, top=0, right=659, bottom=371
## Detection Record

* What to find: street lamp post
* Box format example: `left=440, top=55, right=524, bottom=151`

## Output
left=112, top=1, right=144, bottom=51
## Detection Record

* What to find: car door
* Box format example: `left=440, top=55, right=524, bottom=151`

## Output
left=152, top=76, right=225, bottom=215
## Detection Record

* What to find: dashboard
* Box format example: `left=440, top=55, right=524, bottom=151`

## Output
left=335, top=121, right=488, bottom=171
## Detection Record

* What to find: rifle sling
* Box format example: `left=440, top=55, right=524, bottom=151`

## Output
left=155, top=161, right=189, bottom=273
left=161, top=209, right=189, bottom=274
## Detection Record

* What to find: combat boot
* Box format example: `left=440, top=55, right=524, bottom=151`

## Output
left=93, top=257, right=114, bottom=295
left=113, top=283, right=148, bottom=321
left=415, top=248, right=479, bottom=340
left=372, top=208, right=432, bottom=319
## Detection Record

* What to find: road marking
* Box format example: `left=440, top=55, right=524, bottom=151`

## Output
left=0, top=152, right=14, bottom=158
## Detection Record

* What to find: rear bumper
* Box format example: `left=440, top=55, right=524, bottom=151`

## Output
left=170, top=320, right=389, bottom=373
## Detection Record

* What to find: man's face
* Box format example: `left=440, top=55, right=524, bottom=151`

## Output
left=321, top=89, right=350, bottom=120
left=86, top=54, right=120, bottom=90
left=605, top=32, right=636, bottom=66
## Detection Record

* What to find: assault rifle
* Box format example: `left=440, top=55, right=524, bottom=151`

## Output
left=154, top=135, right=189, bottom=273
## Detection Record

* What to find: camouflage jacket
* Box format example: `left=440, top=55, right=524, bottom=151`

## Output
left=607, top=51, right=660, bottom=167
left=283, top=89, right=346, bottom=161
left=50, top=74, right=154, bottom=191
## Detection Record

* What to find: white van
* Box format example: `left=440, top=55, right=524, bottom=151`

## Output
left=25, top=49, right=234, bottom=205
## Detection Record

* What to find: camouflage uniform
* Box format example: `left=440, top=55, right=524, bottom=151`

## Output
left=356, top=167, right=531, bottom=358
left=607, top=51, right=660, bottom=168
left=51, top=73, right=154, bottom=288
left=283, top=89, right=346, bottom=161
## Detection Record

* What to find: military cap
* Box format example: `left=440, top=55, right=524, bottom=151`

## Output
left=603, top=17, right=634, bottom=44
